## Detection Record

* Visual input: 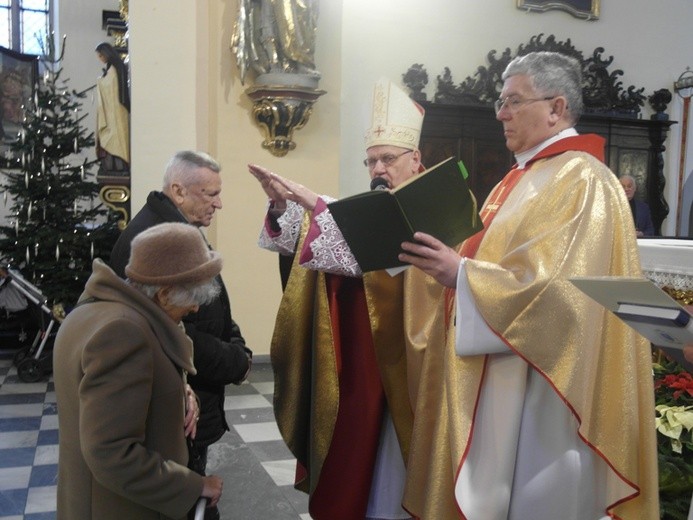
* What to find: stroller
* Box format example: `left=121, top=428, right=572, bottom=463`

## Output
left=0, top=266, right=59, bottom=382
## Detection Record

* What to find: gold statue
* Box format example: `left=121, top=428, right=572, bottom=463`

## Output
left=231, top=0, right=320, bottom=84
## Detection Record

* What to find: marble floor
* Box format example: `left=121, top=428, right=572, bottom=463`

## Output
left=0, top=348, right=310, bottom=519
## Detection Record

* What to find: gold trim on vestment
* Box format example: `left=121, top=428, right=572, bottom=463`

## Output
left=404, top=151, right=659, bottom=518
left=270, top=214, right=338, bottom=495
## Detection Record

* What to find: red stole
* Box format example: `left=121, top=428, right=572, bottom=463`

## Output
left=307, top=275, right=385, bottom=519
left=444, top=134, right=606, bottom=322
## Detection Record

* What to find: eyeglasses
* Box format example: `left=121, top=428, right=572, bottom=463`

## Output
left=494, top=95, right=556, bottom=115
left=363, top=149, right=412, bottom=169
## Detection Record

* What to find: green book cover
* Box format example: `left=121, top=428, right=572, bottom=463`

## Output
left=327, top=157, right=483, bottom=272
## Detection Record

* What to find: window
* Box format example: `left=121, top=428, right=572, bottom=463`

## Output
left=0, top=0, right=51, bottom=55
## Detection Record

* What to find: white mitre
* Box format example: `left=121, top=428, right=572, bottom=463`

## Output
left=364, top=78, right=425, bottom=151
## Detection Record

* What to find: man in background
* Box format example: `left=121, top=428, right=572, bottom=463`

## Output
left=620, top=174, right=655, bottom=236
left=109, top=151, right=252, bottom=520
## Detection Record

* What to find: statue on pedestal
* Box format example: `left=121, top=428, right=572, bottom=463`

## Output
left=231, top=0, right=320, bottom=86
left=95, top=42, right=129, bottom=177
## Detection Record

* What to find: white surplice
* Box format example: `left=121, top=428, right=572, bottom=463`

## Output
left=453, top=259, right=626, bottom=520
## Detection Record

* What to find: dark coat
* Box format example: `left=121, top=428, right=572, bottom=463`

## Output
left=53, top=260, right=203, bottom=520
left=109, top=191, right=251, bottom=447
left=632, top=198, right=655, bottom=236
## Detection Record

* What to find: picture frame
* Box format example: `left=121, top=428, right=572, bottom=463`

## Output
left=0, top=46, right=39, bottom=168
left=517, top=0, right=600, bottom=21
left=618, top=150, right=649, bottom=200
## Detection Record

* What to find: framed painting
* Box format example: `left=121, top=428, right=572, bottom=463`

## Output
left=0, top=46, right=38, bottom=168
left=517, top=0, right=600, bottom=20
left=618, top=150, right=649, bottom=199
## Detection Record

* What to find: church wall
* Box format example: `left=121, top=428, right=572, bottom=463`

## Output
left=3, top=0, right=690, bottom=356
left=206, top=0, right=343, bottom=355
left=128, top=0, right=202, bottom=210
left=57, top=0, right=117, bottom=109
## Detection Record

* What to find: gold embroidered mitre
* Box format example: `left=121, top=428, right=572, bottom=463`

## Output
left=364, top=78, right=424, bottom=151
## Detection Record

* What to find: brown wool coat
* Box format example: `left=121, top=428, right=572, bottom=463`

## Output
left=53, top=259, right=204, bottom=520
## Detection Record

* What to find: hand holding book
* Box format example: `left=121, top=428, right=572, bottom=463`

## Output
left=399, top=231, right=468, bottom=287
left=327, top=157, right=483, bottom=272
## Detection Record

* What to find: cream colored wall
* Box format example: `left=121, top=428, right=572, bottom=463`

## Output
left=128, top=0, right=204, bottom=209
left=129, top=1, right=341, bottom=357
left=208, top=0, right=342, bottom=358
left=128, top=0, right=693, bottom=356
left=57, top=0, right=116, bottom=121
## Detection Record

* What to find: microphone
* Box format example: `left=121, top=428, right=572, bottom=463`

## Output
left=370, top=176, right=389, bottom=191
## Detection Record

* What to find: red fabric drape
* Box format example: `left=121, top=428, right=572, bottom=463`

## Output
left=308, top=275, right=385, bottom=519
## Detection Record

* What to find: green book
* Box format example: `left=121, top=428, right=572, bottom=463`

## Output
left=327, top=157, right=483, bottom=272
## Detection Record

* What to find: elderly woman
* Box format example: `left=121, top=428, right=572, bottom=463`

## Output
left=53, top=223, right=224, bottom=520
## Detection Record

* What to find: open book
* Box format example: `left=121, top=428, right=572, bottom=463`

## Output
left=327, top=157, right=483, bottom=272
left=570, top=276, right=693, bottom=349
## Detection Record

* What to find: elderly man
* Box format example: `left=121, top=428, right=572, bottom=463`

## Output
left=109, top=151, right=251, bottom=520
left=399, top=51, right=659, bottom=519
left=619, top=174, right=655, bottom=236
left=54, top=223, right=224, bottom=519
left=249, top=79, right=443, bottom=520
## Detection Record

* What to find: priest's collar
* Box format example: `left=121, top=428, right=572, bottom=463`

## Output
left=514, top=128, right=578, bottom=168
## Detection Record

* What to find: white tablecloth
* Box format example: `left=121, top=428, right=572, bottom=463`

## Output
left=638, top=238, right=693, bottom=289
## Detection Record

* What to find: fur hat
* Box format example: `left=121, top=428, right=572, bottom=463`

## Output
left=125, top=223, right=222, bottom=286
left=364, top=78, right=425, bottom=151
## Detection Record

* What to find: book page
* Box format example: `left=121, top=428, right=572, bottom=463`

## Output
left=569, top=277, right=680, bottom=312
left=327, top=156, right=482, bottom=272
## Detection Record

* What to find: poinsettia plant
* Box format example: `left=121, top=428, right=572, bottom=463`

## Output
left=653, top=351, right=693, bottom=520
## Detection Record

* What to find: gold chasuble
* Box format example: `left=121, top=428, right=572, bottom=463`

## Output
left=271, top=214, right=444, bottom=519
left=404, top=135, right=659, bottom=519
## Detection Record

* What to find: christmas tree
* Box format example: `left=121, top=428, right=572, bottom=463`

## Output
left=0, top=38, right=120, bottom=311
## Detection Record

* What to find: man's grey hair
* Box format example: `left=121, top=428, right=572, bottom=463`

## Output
left=129, top=277, right=221, bottom=308
left=503, top=51, right=584, bottom=125
left=162, top=151, right=221, bottom=190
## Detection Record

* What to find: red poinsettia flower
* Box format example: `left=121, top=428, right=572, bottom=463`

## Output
left=655, top=372, right=693, bottom=400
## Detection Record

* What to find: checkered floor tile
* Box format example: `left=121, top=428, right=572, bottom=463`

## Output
left=0, top=349, right=310, bottom=519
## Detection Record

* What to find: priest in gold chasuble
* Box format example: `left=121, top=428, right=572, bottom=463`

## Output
left=400, top=52, right=659, bottom=520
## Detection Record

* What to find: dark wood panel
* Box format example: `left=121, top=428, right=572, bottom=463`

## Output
left=405, top=34, right=677, bottom=235
left=419, top=102, right=674, bottom=235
